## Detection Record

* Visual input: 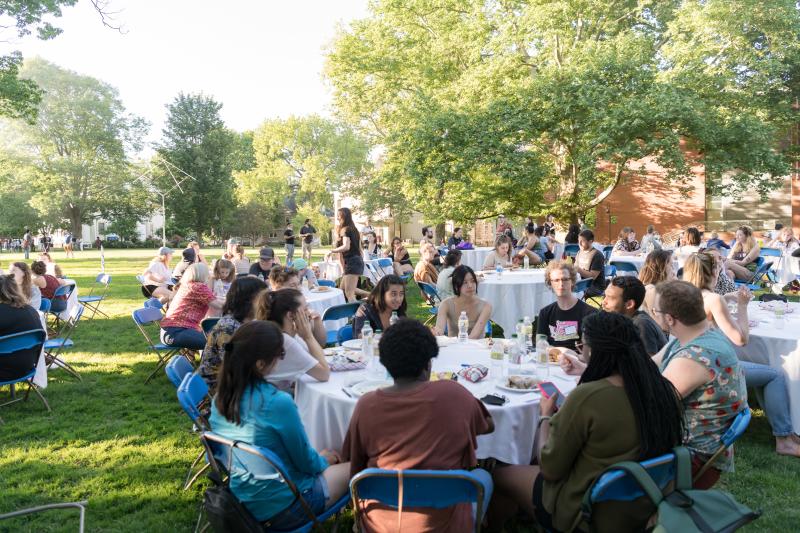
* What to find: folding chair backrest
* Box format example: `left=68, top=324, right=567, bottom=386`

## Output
left=201, top=432, right=287, bottom=485
left=143, top=298, right=163, bottom=310
left=574, top=278, right=592, bottom=293
left=133, top=307, right=164, bottom=326
left=351, top=468, right=485, bottom=511
left=721, top=408, right=751, bottom=447
left=318, top=279, right=336, bottom=288
left=417, top=281, right=441, bottom=305
left=604, top=265, right=617, bottom=279
left=201, top=317, right=220, bottom=335
left=53, top=284, right=73, bottom=298
left=0, top=329, right=46, bottom=356
left=760, top=247, right=783, bottom=258
left=166, top=355, right=194, bottom=387
left=602, top=246, right=614, bottom=262
left=610, top=261, right=638, bottom=274
left=177, top=372, right=210, bottom=427
left=337, top=325, right=354, bottom=344
left=321, top=302, right=361, bottom=323
left=590, top=453, right=675, bottom=504
left=377, top=258, right=393, bottom=269
left=563, top=244, right=579, bottom=258
left=39, top=298, right=52, bottom=313
left=95, top=273, right=112, bottom=285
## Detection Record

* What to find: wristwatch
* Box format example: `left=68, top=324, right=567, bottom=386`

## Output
left=537, top=416, right=552, bottom=428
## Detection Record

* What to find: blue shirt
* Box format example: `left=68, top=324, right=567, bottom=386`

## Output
left=209, top=381, right=328, bottom=520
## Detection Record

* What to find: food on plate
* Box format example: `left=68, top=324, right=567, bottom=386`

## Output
left=507, top=375, right=541, bottom=390
left=315, top=286, right=331, bottom=292
left=548, top=347, right=561, bottom=363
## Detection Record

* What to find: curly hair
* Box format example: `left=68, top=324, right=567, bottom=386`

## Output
left=544, top=260, right=577, bottom=288
left=379, top=318, right=438, bottom=379
left=269, top=266, right=299, bottom=289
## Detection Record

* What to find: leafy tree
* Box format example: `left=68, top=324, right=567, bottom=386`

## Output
left=0, top=58, right=148, bottom=237
left=157, top=93, right=236, bottom=240
left=326, top=0, right=799, bottom=222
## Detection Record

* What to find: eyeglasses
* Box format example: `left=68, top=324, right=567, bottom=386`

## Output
left=575, top=341, right=584, bottom=352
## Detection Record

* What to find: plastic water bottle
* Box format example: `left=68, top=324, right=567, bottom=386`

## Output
left=389, top=311, right=399, bottom=326
left=508, top=335, right=522, bottom=374
left=490, top=341, right=505, bottom=381
left=536, top=334, right=550, bottom=378
left=523, top=255, right=529, bottom=269
left=458, top=311, right=469, bottom=343
left=361, top=323, right=373, bottom=359
left=496, top=263, right=504, bottom=279
left=523, top=316, right=533, bottom=353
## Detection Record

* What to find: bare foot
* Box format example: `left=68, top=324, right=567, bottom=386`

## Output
left=776, top=436, right=800, bottom=457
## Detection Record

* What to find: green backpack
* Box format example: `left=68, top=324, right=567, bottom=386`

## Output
left=582, top=447, right=760, bottom=533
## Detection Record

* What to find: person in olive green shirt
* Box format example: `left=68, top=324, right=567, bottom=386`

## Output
left=489, top=312, right=685, bottom=533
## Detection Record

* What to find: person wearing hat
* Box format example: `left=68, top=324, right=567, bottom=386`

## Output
left=141, top=246, right=175, bottom=302
left=291, top=258, right=318, bottom=289
left=172, top=247, right=198, bottom=283
left=249, top=247, right=280, bottom=282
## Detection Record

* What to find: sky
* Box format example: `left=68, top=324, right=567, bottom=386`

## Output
left=6, top=0, right=370, bottom=151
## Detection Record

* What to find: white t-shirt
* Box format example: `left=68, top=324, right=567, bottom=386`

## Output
left=436, top=266, right=456, bottom=300
left=268, top=333, right=318, bottom=384
left=144, top=260, right=171, bottom=286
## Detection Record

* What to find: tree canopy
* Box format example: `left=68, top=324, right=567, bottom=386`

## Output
left=326, top=0, right=800, bottom=223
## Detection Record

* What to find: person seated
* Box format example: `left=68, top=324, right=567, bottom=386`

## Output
left=38, top=252, right=64, bottom=278
left=482, top=235, right=514, bottom=270
left=253, top=288, right=330, bottom=383
left=768, top=226, right=800, bottom=253
left=172, top=247, right=198, bottom=283
left=269, top=266, right=301, bottom=291
left=639, top=224, right=663, bottom=252
left=491, top=312, right=684, bottom=533
left=563, top=224, right=580, bottom=245
left=726, top=225, right=760, bottom=282
left=188, top=240, right=207, bottom=265
left=433, top=266, right=492, bottom=340
left=701, top=247, right=736, bottom=294
left=651, top=280, right=748, bottom=488
left=419, top=226, right=436, bottom=249
left=160, top=264, right=224, bottom=351
left=495, top=214, right=514, bottom=240
left=141, top=247, right=174, bottom=302
left=573, top=229, right=605, bottom=298
left=385, top=237, right=414, bottom=276
left=638, top=250, right=674, bottom=317
left=199, top=276, right=267, bottom=389
left=291, top=258, right=319, bottom=289
left=601, top=277, right=667, bottom=355
left=684, top=253, right=800, bottom=458
left=249, top=247, right=276, bottom=282
left=675, top=226, right=702, bottom=270
left=447, top=227, right=463, bottom=249
left=436, top=249, right=462, bottom=300
left=515, top=224, right=543, bottom=265
left=705, top=231, right=730, bottom=250
left=343, top=319, right=494, bottom=533
left=0, top=275, right=46, bottom=383
left=363, top=232, right=381, bottom=260
left=536, top=261, right=596, bottom=351
left=9, top=262, right=41, bottom=311
left=209, top=321, right=350, bottom=529
left=540, top=226, right=557, bottom=260
left=414, top=243, right=439, bottom=285
left=353, top=275, right=407, bottom=337
left=208, top=258, right=236, bottom=301
left=232, top=244, right=251, bottom=276
left=542, top=213, right=556, bottom=235
left=31, top=260, right=68, bottom=312
left=613, top=226, right=641, bottom=255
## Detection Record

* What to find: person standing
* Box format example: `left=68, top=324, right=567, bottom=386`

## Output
left=22, top=228, right=32, bottom=260
left=299, top=218, right=316, bottom=261
left=284, top=222, right=296, bottom=264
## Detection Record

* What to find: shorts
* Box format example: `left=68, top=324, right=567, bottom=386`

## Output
left=531, top=474, right=557, bottom=531
left=343, top=255, right=364, bottom=276
left=264, top=474, right=328, bottom=530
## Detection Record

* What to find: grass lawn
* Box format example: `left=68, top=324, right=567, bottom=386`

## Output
left=0, top=247, right=798, bottom=531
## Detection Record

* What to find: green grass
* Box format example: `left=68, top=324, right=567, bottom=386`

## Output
left=0, top=247, right=797, bottom=531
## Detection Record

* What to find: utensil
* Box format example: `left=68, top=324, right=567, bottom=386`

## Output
left=341, top=387, right=354, bottom=398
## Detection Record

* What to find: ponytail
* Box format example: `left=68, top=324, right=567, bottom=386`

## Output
left=253, top=288, right=303, bottom=325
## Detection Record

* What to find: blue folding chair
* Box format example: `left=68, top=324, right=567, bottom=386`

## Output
left=563, top=244, right=579, bottom=260
left=165, top=355, right=195, bottom=388
left=177, top=372, right=213, bottom=489
left=574, top=278, right=592, bottom=295
left=321, top=302, right=361, bottom=345
left=350, top=468, right=492, bottom=533
left=132, top=307, right=180, bottom=383
left=734, top=258, right=773, bottom=291
left=44, top=304, right=84, bottom=381
left=693, top=408, right=751, bottom=483
left=610, top=261, right=638, bottom=276
left=201, top=431, right=350, bottom=532
left=378, top=257, right=409, bottom=282
left=337, top=324, right=354, bottom=344
left=77, top=273, right=111, bottom=320
left=200, top=317, right=220, bottom=338
left=48, top=283, right=75, bottom=331
left=0, top=329, right=49, bottom=413
left=604, top=265, right=617, bottom=280
left=760, top=247, right=783, bottom=258
left=417, top=281, right=441, bottom=325
left=602, top=245, right=614, bottom=262
left=317, top=279, right=336, bottom=288
left=143, top=297, right=163, bottom=312
left=39, top=298, right=52, bottom=313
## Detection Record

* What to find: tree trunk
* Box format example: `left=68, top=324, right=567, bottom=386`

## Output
left=70, top=208, right=83, bottom=239
left=435, top=222, right=446, bottom=245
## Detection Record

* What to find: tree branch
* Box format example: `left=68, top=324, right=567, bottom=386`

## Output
left=585, top=161, right=627, bottom=208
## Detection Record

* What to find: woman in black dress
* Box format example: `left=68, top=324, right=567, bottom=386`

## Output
left=330, top=207, right=364, bottom=302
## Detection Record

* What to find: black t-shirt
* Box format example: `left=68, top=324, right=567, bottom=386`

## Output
left=284, top=229, right=295, bottom=245
left=536, top=299, right=596, bottom=350
left=301, top=224, right=316, bottom=244
left=340, top=227, right=361, bottom=259
left=447, top=236, right=462, bottom=248
left=248, top=262, right=272, bottom=281
left=631, top=311, right=667, bottom=355
left=0, top=303, right=44, bottom=381
left=576, top=248, right=606, bottom=295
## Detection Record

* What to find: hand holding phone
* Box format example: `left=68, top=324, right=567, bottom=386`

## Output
left=537, top=381, right=565, bottom=413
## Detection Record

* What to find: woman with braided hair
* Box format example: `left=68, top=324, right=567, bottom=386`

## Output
left=490, top=312, right=685, bottom=532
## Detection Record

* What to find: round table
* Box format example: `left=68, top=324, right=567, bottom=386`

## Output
left=478, top=269, right=555, bottom=338
left=304, top=287, right=347, bottom=329
left=738, top=301, right=800, bottom=433
left=459, top=247, right=494, bottom=271
left=295, top=340, right=578, bottom=465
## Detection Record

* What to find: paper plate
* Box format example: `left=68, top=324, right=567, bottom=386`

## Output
left=342, top=339, right=363, bottom=351
left=311, top=286, right=332, bottom=293
left=350, top=380, right=393, bottom=397
left=496, top=376, right=542, bottom=393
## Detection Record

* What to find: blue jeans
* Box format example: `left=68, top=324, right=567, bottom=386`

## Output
left=740, top=360, right=793, bottom=437
left=160, top=327, right=206, bottom=350
left=286, top=243, right=295, bottom=262
left=265, top=474, right=327, bottom=530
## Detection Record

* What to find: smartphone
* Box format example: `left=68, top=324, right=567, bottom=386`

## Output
left=538, top=381, right=565, bottom=409
left=480, top=393, right=508, bottom=406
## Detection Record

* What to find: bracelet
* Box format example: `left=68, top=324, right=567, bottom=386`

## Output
left=537, top=416, right=552, bottom=428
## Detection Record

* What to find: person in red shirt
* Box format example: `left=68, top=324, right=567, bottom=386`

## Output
left=343, top=319, right=494, bottom=532
left=160, top=263, right=224, bottom=350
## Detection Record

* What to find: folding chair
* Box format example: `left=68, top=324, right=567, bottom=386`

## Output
left=610, top=261, right=639, bottom=276
left=759, top=247, right=783, bottom=258
left=602, top=246, right=614, bottom=262
left=580, top=452, right=675, bottom=530
left=317, top=279, right=336, bottom=288
left=693, top=409, right=751, bottom=484
left=377, top=257, right=408, bottom=282
left=321, top=302, right=361, bottom=345
left=39, top=298, right=51, bottom=313
left=44, top=304, right=85, bottom=381
left=0, top=329, right=49, bottom=413
left=563, top=244, right=579, bottom=260
left=201, top=317, right=220, bottom=338
left=165, top=354, right=195, bottom=388
left=48, top=283, right=75, bottom=332
left=200, top=431, right=350, bottom=532
left=734, top=259, right=772, bottom=291
left=417, top=281, right=441, bottom=326
left=132, top=307, right=180, bottom=383
left=604, top=265, right=617, bottom=280
left=177, top=372, right=213, bottom=490
left=337, top=324, right=354, bottom=344
left=0, top=500, right=88, bottom=533
left=77, top=273, right=111, bottom=320
left=574, top=278, right=592, bottom=296
left=350, top=468, right=492, bottom=533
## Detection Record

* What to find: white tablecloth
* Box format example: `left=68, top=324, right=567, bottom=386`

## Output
left=609, top=253, right=647, bottom=271
left=295, top=341, right=578, bottom=465
left=460, top=247, right=495, bottom=271
left=769, top=251, right=796, bottom=287
left=304, top=287, right=348, bottom=330
left=314, top=261, right=342, bottom=281
left=479, top=269, right=555, bottom=338
left=738, top=301, right=800, bottom=433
